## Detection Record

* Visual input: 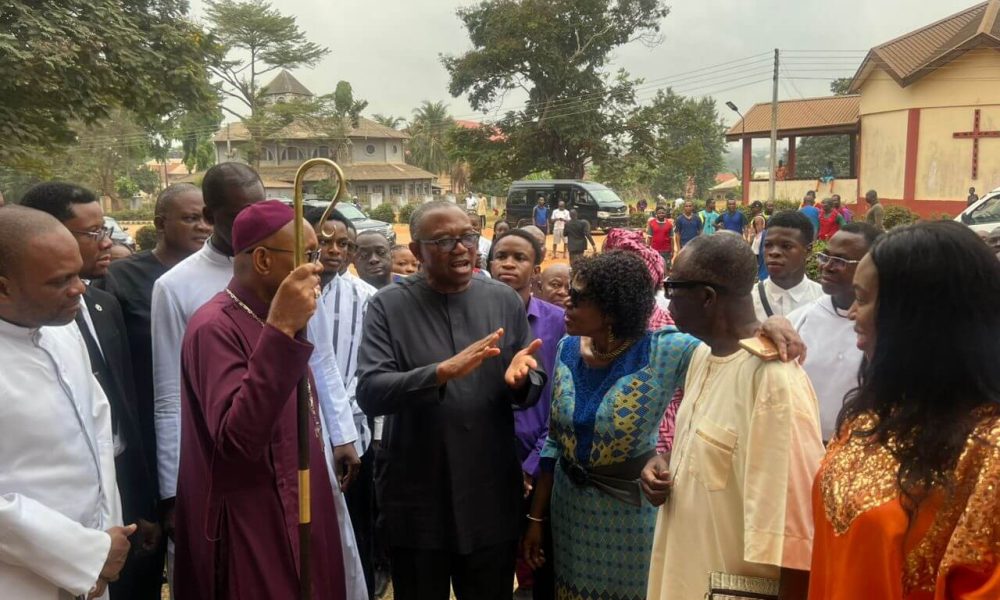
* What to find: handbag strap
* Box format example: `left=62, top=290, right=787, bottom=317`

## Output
left=757, top=281, right=774, bottom=317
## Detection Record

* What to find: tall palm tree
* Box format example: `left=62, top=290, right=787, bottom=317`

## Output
left=407, top=101, right=454, bottom=175
left=372, top=113, right=405, bottom=130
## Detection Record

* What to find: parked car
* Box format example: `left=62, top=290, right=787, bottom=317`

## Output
left=504, top=179, right=629, bottom=232
left=282, top=199, right=397, bottom=244
left=104, top=216, right=135, bottom=248
left=956, top=187, right=1000, bottom=234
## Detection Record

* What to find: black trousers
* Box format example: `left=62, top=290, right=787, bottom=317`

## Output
left=345, top=447, right=376, bottom=598
left=389, top=541, right=517, bottom=600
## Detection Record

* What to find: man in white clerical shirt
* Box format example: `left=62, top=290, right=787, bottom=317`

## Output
left=0, top=207, right=133, bottom=600
left=783, top=223, right=882, bottom=441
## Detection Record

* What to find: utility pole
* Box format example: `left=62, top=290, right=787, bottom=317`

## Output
left=769, top=48, right=779, bottom=203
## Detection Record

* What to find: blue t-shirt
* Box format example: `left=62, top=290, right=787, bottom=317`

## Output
left=799, top=205, right=820, bottom=234
left=533, top=206, right=549, bottom=227
left=675, top=214, right=702, bottom=246
left=699, top=210, right=718, bottom=234
left=716, top=211, right=747, bottom=233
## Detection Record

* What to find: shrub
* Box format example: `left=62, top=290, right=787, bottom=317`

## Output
left=628, top=212, right=649, bottom=228
left=806, top=240, right=828, bottom=282
left=397, top=202, right=421, bottom=226
left=108, top=207, right=154, bottom=222
left=134, top=225, right=158, bottom=251
left=883, top=205, right=919, bottom=229
left=369, top=203, right=396, bottom=224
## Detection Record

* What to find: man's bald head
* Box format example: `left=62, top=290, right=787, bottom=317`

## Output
left=675, top=231, right=757, bottom=295
left=0, top=206, right=86, bottom=327
left=0, top=206, right=69, bottom=276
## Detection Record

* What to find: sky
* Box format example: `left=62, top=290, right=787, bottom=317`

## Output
left=188, top=0, right=982, bottom=129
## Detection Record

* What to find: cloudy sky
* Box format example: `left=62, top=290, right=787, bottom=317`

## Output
left=189, top=0, right=980, bottom=128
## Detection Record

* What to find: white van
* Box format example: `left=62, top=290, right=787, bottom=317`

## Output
left=956, top=187, right=1000, bottom=233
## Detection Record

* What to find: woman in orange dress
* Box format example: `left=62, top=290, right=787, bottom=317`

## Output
left=809, top=220, right=1000, bottom=600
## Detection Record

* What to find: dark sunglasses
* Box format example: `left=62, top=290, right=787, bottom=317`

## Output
left=567, top=286, right=593, bottom=305
left=664, top=279, right=728, bottom=298
left=248, top=246, right=322, bottom=264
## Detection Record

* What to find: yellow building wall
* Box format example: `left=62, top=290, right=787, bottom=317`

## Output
left=858, top=49, right=1000, bottom=116
left=915, top=105, right=1000, bottom=200
left=859, top=111, right=907, bottom=200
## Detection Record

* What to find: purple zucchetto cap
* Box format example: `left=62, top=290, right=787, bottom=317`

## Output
left=231, top=200, right=295, bottom=254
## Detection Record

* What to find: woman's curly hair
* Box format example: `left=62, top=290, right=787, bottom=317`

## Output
left=571, top=250, right=654, bottom=339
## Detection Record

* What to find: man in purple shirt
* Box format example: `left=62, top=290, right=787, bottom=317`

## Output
left=490, top=229, right=564, bottom=599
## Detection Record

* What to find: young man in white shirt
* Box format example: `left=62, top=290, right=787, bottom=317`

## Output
left=150, top=162, right=264, bottom=589
left=550, top=200, right=571, bottom=259
left=784, top=222, right=881, bottom=440
left=0, top=207, right=134, bottom=600
left=643, top=232, right=823, bottom=600
left=753, top=210, right=824, bottom=321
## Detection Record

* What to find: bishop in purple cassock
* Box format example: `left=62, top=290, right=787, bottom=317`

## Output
left=173, top=200, right=346, bottom=599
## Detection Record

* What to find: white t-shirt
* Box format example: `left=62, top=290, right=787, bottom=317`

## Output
left=752, top=276, right=824, bottom=322
left=551, top=208, right=571, bottom=230
left=787, top=295, right=864, bottom=440
left=648, top=345, right=824, bottom=600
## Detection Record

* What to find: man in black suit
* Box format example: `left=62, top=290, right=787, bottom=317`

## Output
left=21, top=183, right=162, bottom=599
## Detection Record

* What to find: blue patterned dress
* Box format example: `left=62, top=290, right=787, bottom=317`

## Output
left=540, top=327, right=699, bottom=600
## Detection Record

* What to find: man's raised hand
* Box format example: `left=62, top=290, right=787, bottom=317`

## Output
left=506, top=338, right=543, bottom=389
left=436, top=329, right=504, bottom=384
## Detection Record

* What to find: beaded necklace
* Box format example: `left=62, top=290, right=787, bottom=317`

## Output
left=224, top=288, right=322, bottom=441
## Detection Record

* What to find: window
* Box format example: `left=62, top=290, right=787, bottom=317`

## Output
left=365, top=144, right=377, bottom=156
left=263, top=148, right=276, bottom=162
left=390, top=185, right=403, bottom=196
left=353, top=184, right=368, bottom=195
left=968, top=194, right=1000, bottom=225
left=407, top=184, right=415, bottom=197
left=373, top=184, right=384, bottom=195
left=281, top=146, right=303, bottom=161
left=508, top=190, right=527, bottom=207
left=313, top=146, right=331, bottom=158
left=392, top=144, right=398, bottom=154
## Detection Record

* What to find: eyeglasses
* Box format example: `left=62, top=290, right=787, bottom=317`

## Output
left=664, top=279, right=728, bottom=299
left=318, top=238, right=359, bottom=252
left=70, top=226, right=113, bottom=242
left=416, top=233, right=480, bottom=253
left=356, top=246, right=391, bottom=259
left=816, top=253, right=861, bottom=270
left=247, top=246, right=323, bottom=263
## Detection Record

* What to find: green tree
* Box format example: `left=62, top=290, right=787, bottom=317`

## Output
left=442, top=0, right=669, bottom=179
left=206, top=0, right=329, bottom=120
left=372, top=114, right=406, bottom=130
left=623, top=89, right=726, bottom=198
left=792, top=78, right=853, bottom=181
left=333, top=81, right=369, bottom=128
left=408, top=101, right=455, bottom=174
left=0, top=0, right=219, bottom=165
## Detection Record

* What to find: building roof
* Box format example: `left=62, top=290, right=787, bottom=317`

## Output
left=180, top=162, right=435, bottom=185
left=262, top=70, right=314, bottom=97
left=213, top=116, right=410, bottom=142
left=851, top=0, right=1000, bottom=90
left=725, top=95, right=860, bottom=140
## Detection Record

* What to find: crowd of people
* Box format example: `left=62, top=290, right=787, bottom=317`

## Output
left=1, top=163, right=999, bottom=600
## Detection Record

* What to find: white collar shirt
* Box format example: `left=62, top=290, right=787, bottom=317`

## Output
left=0, top=319, right=122, bottom=599
left=752, top=276, right=824, bottom=322
left=787, top=296, right=864, bottom=440
left=150, top=240, right=233, bottom=498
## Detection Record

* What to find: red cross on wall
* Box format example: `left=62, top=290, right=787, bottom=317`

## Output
left=953, top=109, right=1000, bottom=179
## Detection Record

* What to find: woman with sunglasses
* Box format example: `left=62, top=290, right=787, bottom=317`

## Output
left=521, top=250, right=696, bottom=600
left=809, top=221, right=1000, bottom=599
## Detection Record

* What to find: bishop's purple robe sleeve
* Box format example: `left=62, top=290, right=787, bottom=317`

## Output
left=187, top=322, right=314, bottom=462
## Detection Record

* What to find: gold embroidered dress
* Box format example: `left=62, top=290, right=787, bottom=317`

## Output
left=809, top=410, right=1000, bottom=599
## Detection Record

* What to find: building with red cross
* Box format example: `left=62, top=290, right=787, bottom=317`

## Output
left=728, top=0, right=1000, bottom=216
